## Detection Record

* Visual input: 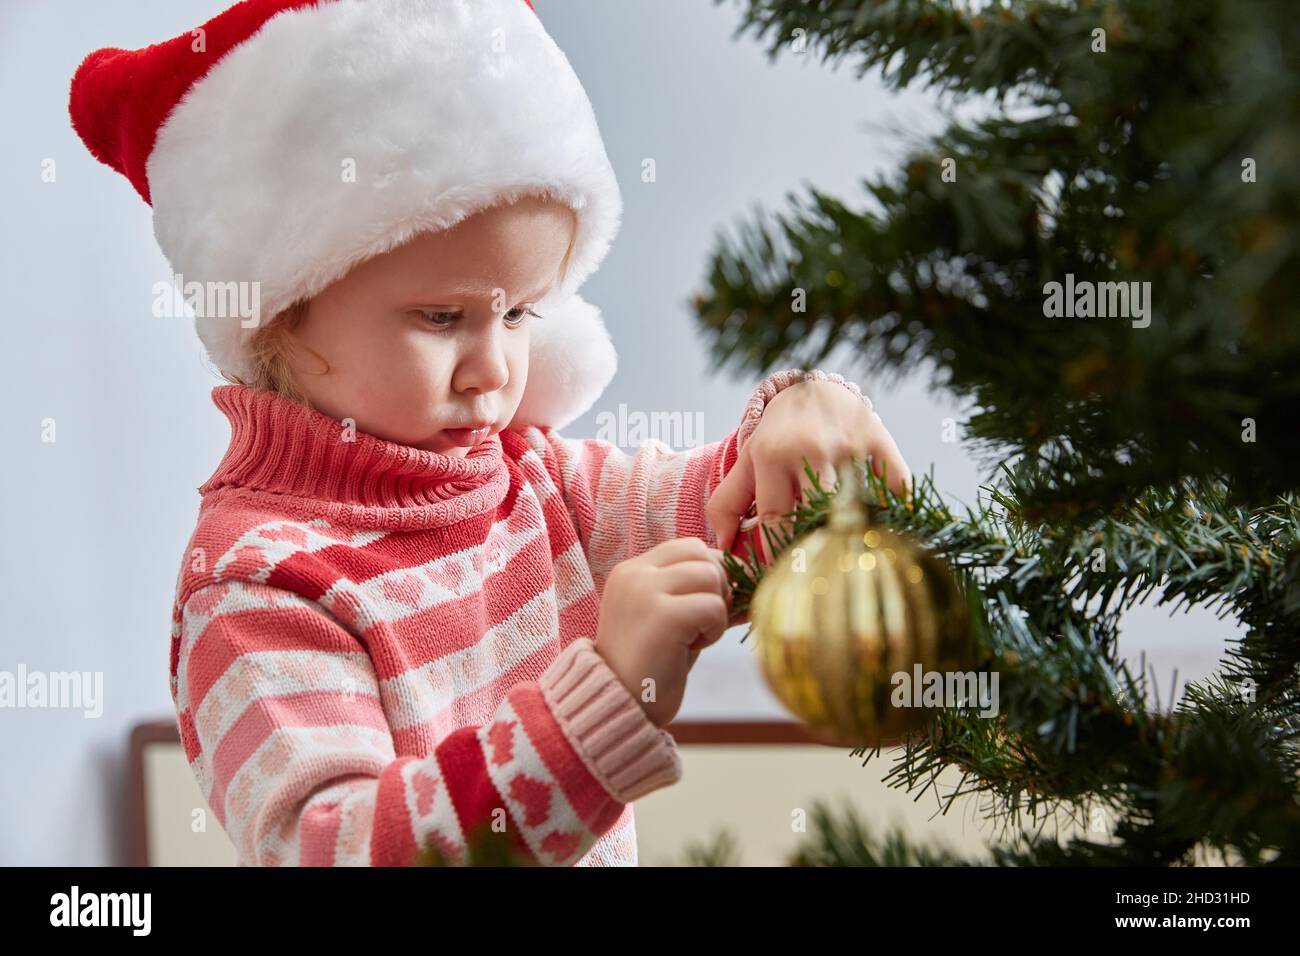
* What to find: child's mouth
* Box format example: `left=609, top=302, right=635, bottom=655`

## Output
left=442, top=426, right=491, bottom=446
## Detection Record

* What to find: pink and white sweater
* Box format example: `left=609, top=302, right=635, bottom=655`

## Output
left=169, top=369, right=868, bottom=866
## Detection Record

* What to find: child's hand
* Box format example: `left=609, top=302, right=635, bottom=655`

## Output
left=708, top=379, right=912, bottom=564
left=594, top=538, right=731, bottom=728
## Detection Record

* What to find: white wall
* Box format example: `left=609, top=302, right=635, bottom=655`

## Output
left=0, top=0, right=1236, bottom=865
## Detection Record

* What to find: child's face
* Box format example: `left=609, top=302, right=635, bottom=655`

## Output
left=286, top=195, right=576, bottom=457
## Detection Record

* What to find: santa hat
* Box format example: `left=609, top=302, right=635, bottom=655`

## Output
left=69, top=0, right=621, bottom=430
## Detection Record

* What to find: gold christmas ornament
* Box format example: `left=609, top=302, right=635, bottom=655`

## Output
left=749, top=461, right=976, bottom=747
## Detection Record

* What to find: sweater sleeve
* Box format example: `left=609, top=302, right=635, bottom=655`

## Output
left=536, top=368, right=871, bottom=592
left=173, top=579, right=682, bottom=867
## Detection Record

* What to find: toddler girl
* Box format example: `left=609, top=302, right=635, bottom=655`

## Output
left=70, top=0, right=910, bottom=866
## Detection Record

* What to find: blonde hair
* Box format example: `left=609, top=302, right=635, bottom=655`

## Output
left=220, top=299, right=323, bottom=407
left=219, top=210, right=578, bottom=408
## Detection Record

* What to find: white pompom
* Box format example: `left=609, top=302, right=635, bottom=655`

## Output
left=509, top=293, right=617, bottom=430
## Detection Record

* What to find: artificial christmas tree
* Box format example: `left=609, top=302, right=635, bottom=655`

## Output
left=702, top=0, right=1300, bottom=866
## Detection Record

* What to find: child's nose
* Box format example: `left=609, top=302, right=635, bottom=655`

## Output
left=453, top=327, right=511, bottom=393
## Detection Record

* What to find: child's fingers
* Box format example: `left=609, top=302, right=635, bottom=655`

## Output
left=664, top=592, right=730, bottom=647
left=658, top=558, right=729, bottom=602
left=754, top=464, right=797, bottom=564
left=869, top=439, right=913, bottom=498
left=642, top=536, right=717, bottom=568
left=727, top=605, right=751, bottom=628
left=706, top=444, right=756, bottom=553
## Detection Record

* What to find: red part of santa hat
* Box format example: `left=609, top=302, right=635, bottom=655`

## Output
left=70, top=1, right=321, bottom=205
left=68, top=0, right=618, bottom=431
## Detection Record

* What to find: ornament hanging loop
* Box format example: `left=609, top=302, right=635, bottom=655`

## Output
left=829, top=459, right=869, bottom=531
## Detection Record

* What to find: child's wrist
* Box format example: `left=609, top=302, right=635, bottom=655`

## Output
left=539, top=639, right=682, bottom=802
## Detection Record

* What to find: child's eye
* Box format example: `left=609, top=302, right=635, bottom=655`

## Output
left=416, top=308, right=540, bottom=328
left=504, top=307, right=541, bottom=328
left=418, top=310, right=458, bottom=327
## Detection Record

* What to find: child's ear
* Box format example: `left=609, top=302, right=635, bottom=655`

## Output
left=509, top=294, right=617, bottom=431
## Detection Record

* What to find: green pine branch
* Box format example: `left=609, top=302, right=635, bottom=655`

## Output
left=726, top=0, right=1078, bottom=99
left=697, top=0, right=1300, bottom=508
left=724, top=455, right=1300, bottom=865
left=700, top=0, right=1300, bottom=863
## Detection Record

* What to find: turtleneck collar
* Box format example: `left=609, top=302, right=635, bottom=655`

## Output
left=198, top=385, right=510, bottom=531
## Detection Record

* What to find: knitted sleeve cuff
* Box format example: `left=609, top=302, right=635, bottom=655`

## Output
left=538, top=638, right=683, bottom=804
left=735, top=368, right=873, bottom=454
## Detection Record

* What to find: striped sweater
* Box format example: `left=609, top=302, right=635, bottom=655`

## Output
left=169, top=368, right=868, bottom=866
